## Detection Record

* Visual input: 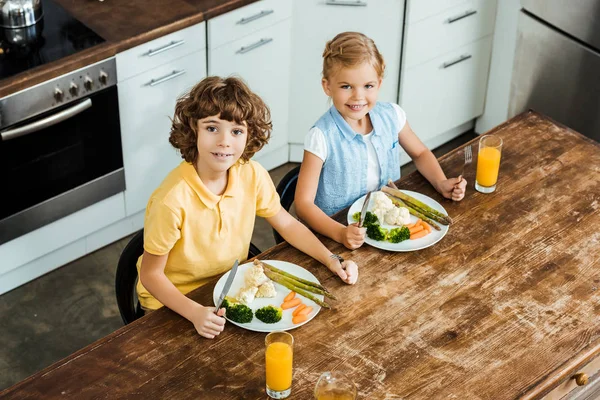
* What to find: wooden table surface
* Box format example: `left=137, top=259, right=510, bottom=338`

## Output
left=2, top=111, right=599, bottom=399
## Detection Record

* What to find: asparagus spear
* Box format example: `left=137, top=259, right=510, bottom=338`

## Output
left=381, top=185, right=453, bottom=224
left=259, top=260, right=331, bottom=293
left=385, top=194, right=442, bottom=231
left=264, top=270, right=330, bottom=309
left=264, top=269, right=337, bottom=300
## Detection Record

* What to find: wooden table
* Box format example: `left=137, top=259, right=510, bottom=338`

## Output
left=3, top=111, right=600, bottom=399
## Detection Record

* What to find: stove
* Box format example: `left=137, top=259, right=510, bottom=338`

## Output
left=0, top=0, right=105, bottom=81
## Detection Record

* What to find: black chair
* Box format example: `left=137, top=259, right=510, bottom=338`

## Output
left=273, top=165, right=301, bottom=244
left=115, top=229, right=262, bottom=325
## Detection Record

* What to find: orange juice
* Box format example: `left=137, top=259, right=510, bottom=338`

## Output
left=266, top=342, right=293, bottom=391
left=476, top=146, right=501, bottom=187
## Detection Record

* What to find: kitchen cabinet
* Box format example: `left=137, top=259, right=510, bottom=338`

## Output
left=117, top=23, right=207, bottom=216
left=207, top=0, right=292, bottom=170
left=287, top=0, right=405, bottom=161
left=400, top=0, right=497, bottom=151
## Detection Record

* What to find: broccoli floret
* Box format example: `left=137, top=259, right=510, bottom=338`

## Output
left=352, top=211, right=379, bottom=226
left=387, top=226, right=411, bottom=243
left=255, top=305, right=283, bottom=324
left=366, top=223, right=388, bottom=241
left=223, top=300, right=253, bottom=323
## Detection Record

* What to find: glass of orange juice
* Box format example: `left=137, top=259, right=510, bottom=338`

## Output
left=265, top=331, right=294, bottom=399
left=314, top=371, right=357, bottom=400
left=475, top=134, right=503, bottom=193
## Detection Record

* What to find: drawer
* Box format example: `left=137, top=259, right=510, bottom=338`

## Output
left=116, top=22, right=206, bottom=82
left=407, top=0, right=472, bottom=24
left=208, top=0, right=292, bottom=49
left=404, top=0, right=496, bottom=68
left=541, top=354, right=600, bottom=399
left=400, top=36, right=493, bottom=142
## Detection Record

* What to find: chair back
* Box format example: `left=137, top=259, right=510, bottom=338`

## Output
left=273, top=165, right=301, bottom=244
left=115, top=230, right=262, bottom=324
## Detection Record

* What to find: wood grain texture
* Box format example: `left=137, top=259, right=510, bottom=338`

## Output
left=1, top=111, right=599, bottom=399
left=0, top=0, right=259, bottom=98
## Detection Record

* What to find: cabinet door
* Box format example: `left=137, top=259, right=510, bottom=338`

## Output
left=209, top=19, right=291, bottom=157
left=288, top=0, right=404, bottom=144
left=118, top=50, right=207, bottom=215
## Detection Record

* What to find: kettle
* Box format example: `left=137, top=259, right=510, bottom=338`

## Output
left=0, top=0, right=43, bottom=28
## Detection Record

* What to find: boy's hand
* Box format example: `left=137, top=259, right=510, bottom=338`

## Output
left=328, top=258, right=358, bottom=285
left=192, top=306, right=226, bottom=339
left=342, top=223, right=366, bottom=250
left=438, top=177, right=467, bottom=201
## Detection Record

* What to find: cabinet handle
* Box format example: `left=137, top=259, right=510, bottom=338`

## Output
left=442, top=54, right=472, bottom=69
left=147, top=70, right=186, bottom=87
left=573, top=373, right=589, bottom=386
left=237, top=9, right=274, bottom=24
left=145, top=40, right=186, bottom=57
left=447, top=9, right=477, bottom=24
left=236, top=38, right=273, bottom=54
left=326, top=0, right=367, bottom=6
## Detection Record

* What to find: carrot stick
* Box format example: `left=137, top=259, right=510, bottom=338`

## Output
left=292, top=314, right=309, bottom=324
left=409, top=225, right=424, bottom=235
left=297, top=306, right=313, bottom=317
left=292, top=303, right=307, bottom=316
left=410, top=230, right=428, bottom=240
left=414, top=218, right=422, bottom=226
left=284, top=291, right=296, bottom=302
left=421, top=221, right=431, bottom=233
left=405, top=222, right=416, bottom=229
left=281, top=298, right=302, bottom=309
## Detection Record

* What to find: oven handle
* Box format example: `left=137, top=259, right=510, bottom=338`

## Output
left=0, top=98, right=92, bottom=141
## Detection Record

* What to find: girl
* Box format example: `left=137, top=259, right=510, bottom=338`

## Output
left=295, top=32, right=467, bottom=250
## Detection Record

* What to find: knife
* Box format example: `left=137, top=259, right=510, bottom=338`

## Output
left=214, top=259, right=239, bottom=313
left=358, top=191, right=372, bottom=228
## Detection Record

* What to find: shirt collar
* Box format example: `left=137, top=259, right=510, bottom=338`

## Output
left=181, top=162, right=241, bottom=209
left=329, top=104, right=383, bottom=142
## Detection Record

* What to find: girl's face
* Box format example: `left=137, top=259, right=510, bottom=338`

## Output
left=322, top=62, right=382, bottom=126
left=195, top=114, right=248, bottom=176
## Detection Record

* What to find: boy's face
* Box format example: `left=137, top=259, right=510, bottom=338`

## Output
left=322, top=62, right=382, bottom=127
left=195, top=114, right=248, bottom=175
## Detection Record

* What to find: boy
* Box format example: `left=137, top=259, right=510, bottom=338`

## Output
left=138, top=76, right=358, bottom=339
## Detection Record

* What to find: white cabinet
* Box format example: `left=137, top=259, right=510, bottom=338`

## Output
left=208, top=0, right=292, bottom=168
left=117, top=23, right=207, bottom=216
left=288, top=0, right=405, bottom=156
left=399, top=0, right=497, bottom=150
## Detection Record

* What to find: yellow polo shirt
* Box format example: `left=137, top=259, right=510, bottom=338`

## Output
left=136, top=160, right=281, bottom=310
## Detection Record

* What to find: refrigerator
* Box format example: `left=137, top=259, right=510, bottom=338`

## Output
left=508, top=0, right=600, bottom=143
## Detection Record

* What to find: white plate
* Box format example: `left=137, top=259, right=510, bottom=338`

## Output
left=213, top=260, right=323, bottom=332
left=347, top=190, right=450, bottom=252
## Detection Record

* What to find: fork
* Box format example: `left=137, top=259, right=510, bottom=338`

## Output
left=458, top=144, right=472, bottom=184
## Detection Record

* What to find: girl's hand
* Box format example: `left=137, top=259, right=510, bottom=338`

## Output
left=341, top=223, right=366, bottom=250
left=327, top=258, right=359, bottom=285
left=191, top=306, right=226, bottom=339
left=437, top=177, right=467, bottom=201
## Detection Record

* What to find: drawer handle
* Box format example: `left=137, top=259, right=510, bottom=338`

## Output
left=147, top=70, right=186, bottom=87
left=236, top=38, right=273, bottom=54
left=237, top=9, right=274, bottom=24
left=447, top=9, right=477, bottom=24
left=442, top=54, right=472, bottom=69
left=574, top=372, right=589, bottom=386
left=326, top=0, right=368, bottom=6
left=145, top=40, right=186, bottom=57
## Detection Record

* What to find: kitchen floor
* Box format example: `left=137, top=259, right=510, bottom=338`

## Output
left=0, top=131, right=476, bottom=391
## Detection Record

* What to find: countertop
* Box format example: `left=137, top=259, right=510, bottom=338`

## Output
left=0, top=0, right=259, bottom=98
left=2, top=111, right=599, bottom=399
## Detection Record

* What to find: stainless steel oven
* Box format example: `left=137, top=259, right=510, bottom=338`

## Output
left=0, top=57, right=124, bottom=244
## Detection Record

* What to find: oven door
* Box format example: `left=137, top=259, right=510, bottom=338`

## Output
left=0, top=86, right=124, bottom=244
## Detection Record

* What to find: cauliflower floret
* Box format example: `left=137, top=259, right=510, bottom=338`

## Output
left=245, top=262, right=269, bottom=287
left=371, top=191, right=393, bottom=210
left=384, top=206, right=411, bottom=226
left=256, top=280, right=277, bottom=298
left=237, top=286, right=258, bottom=305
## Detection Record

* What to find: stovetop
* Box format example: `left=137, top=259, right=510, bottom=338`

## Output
left=0, top=0, right=105, bottom=82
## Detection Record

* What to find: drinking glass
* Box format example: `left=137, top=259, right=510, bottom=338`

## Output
left=265, top=331, right=294, bottom=399
left=314, top=371, right=357, bottom=400
left=475, top=134, right=503, bottom=193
